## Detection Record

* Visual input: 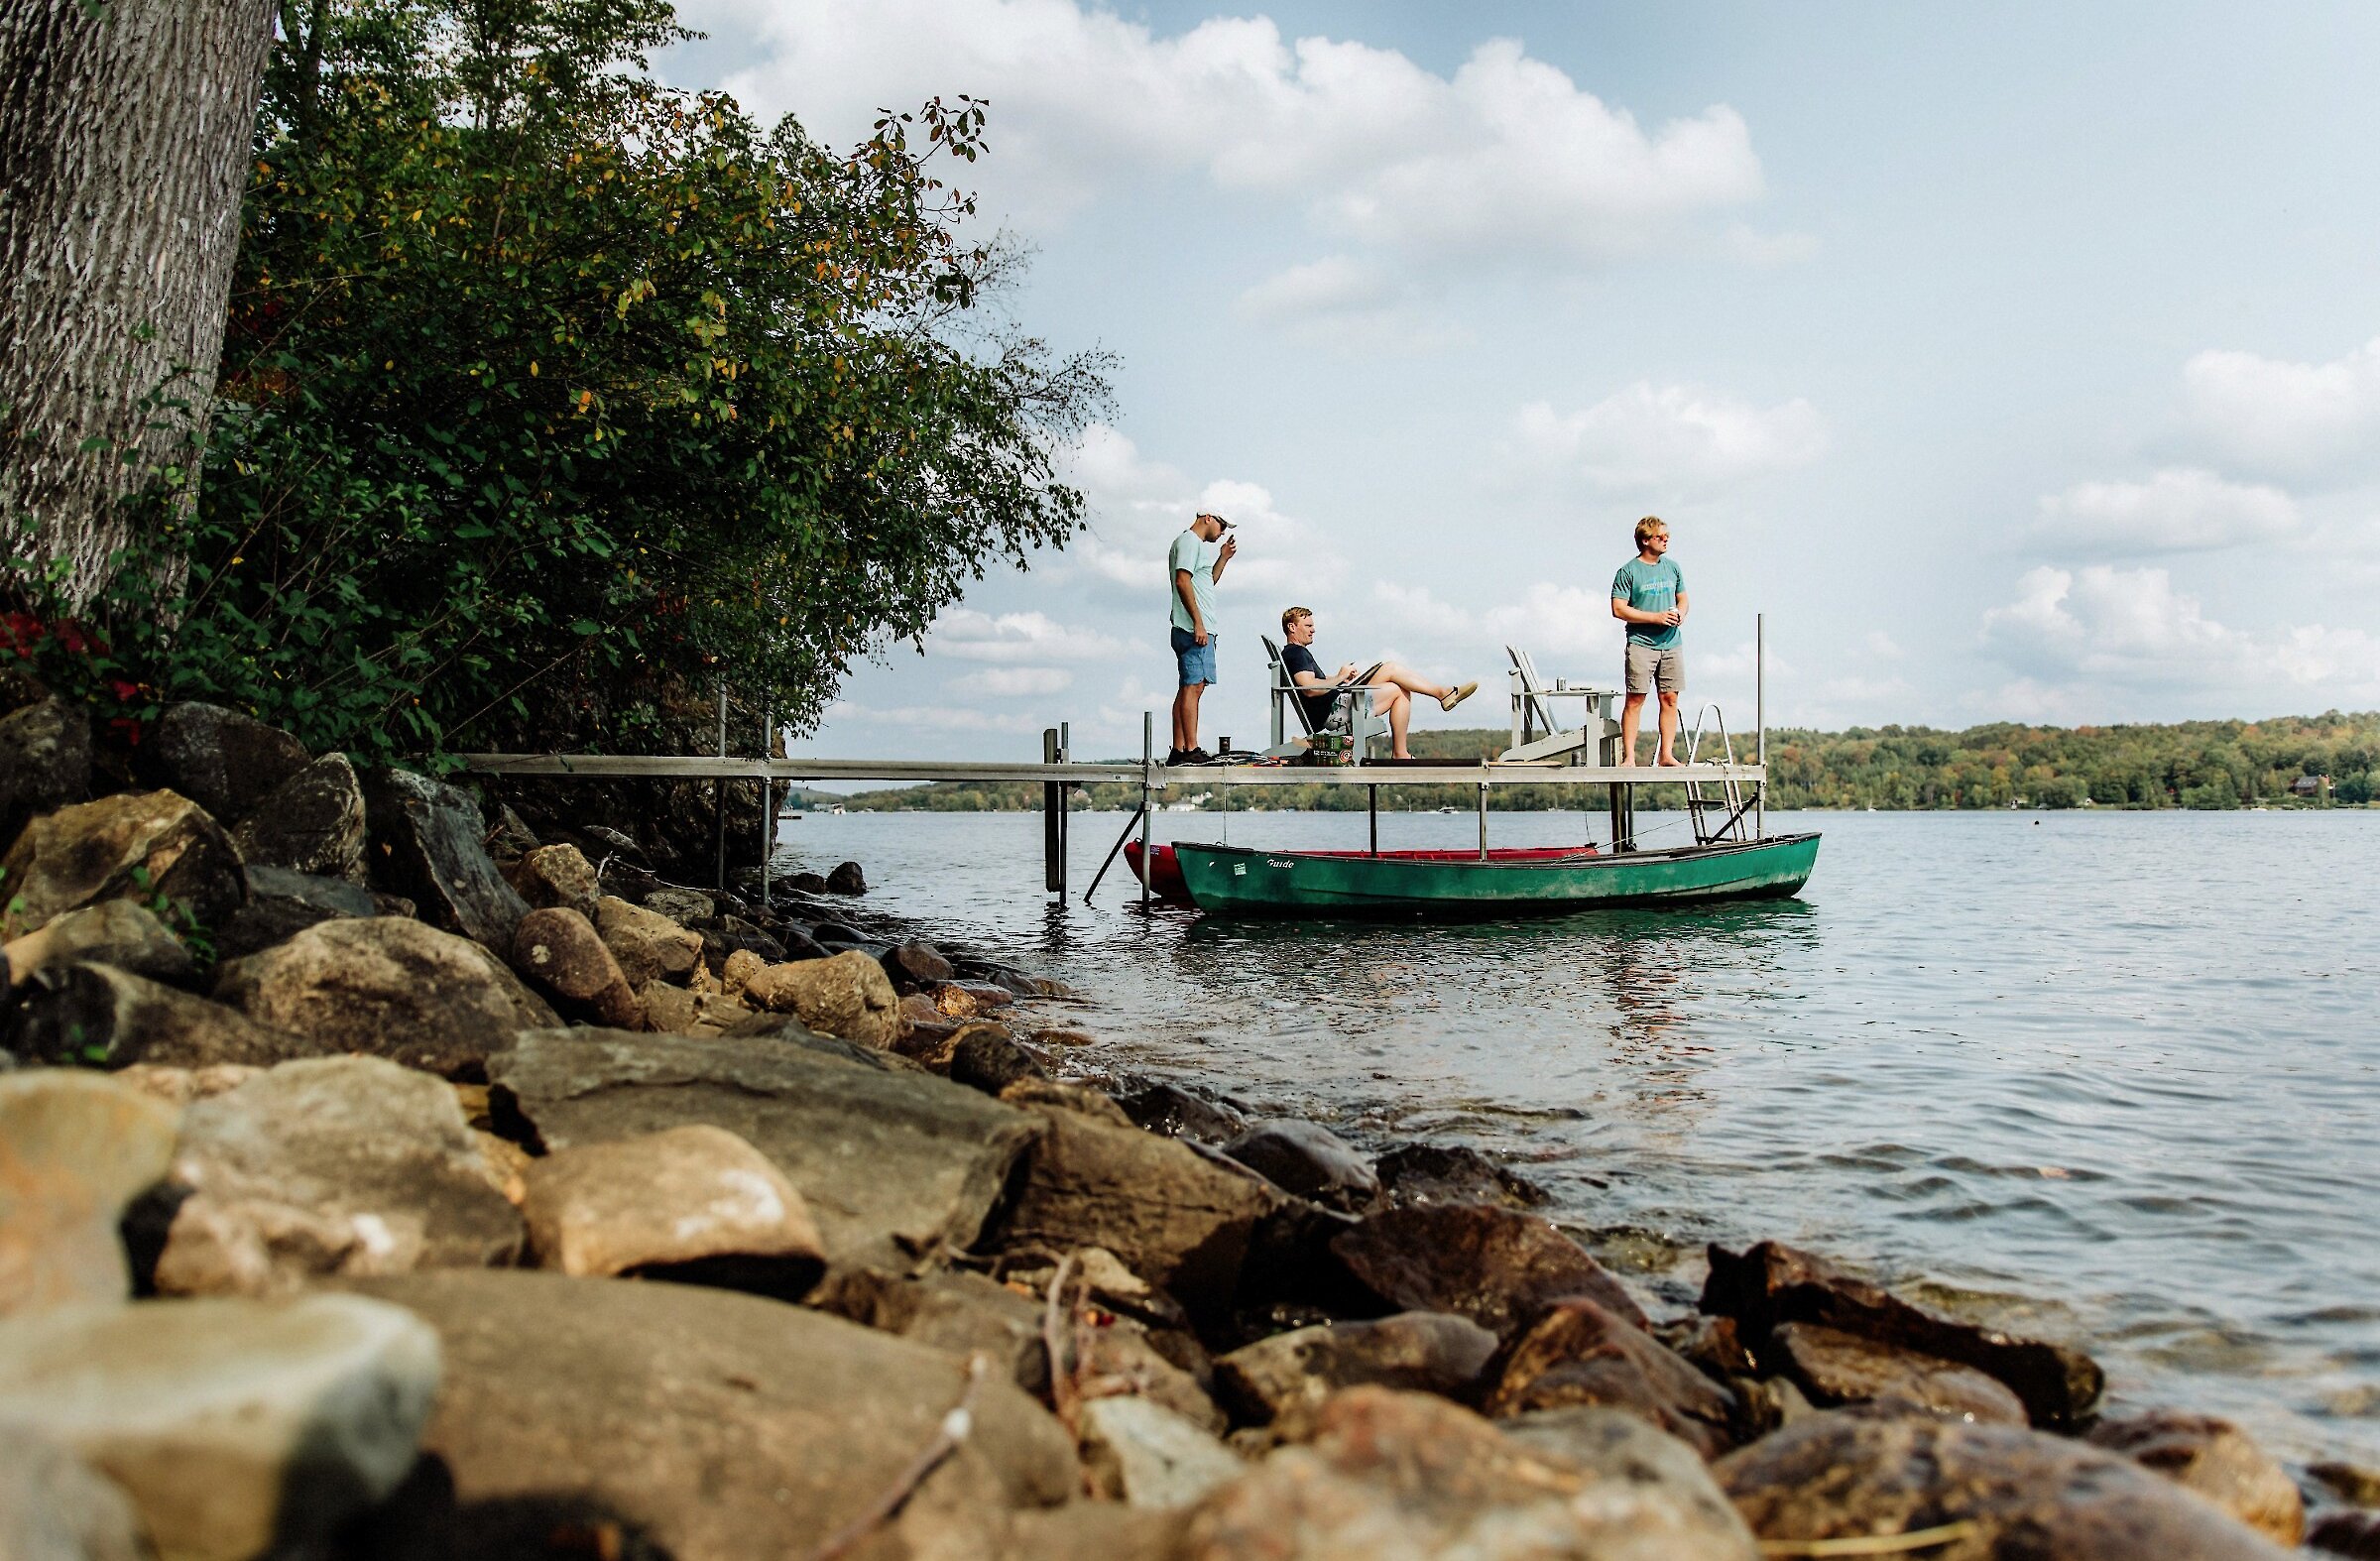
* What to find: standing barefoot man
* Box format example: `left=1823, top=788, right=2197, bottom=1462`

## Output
left=1610, top=516, right=1688, bottom=767
left=1168, top=510, right=1236, bottom=764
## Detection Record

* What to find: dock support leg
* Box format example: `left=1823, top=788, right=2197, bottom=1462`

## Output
left=1042, top=727, right=1063, bottom=894
left=1478, top=780, right=1489, bottom=860
left=1139, top=712, right=1153, bottom=910
left=1059, top=722, right=1071, bottom=891
left=713, top=683, right=729, bottom=890
left=1368, top=785, right=1378, bottom=857
left=759, top=707, right=774, bottom=907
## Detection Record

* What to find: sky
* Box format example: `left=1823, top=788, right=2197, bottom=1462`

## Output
left=659, top=0, right=2380, bottom=761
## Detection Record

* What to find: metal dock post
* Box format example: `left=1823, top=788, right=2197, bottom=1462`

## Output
left=1042, top=727, right=1065, bottom=894
left=759, top=706, right=774, bottom=906
left=712, top=682, right=729, bottom=889
left=1755, top=612, right=1766, bottom=840
left=1139, top=712, right=1153, bottom=909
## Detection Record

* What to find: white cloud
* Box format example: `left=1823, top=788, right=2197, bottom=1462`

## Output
left=1978, top=563, right=2380, bottom=710
left=826, top=701, right=1048, bottom=734
left=1509, top=382, right=1826, bottom=495
left=1725, top=224, right=1820, bottom=267
left=1233, top=257, right=1471, bottom=353
left=1061, top=424, right=1348, bottom=602
left=945, top=665, right=1074, bottom=697
left=1370, top=581, right=1473, bottom=638
left=684, top=1, right=1765, bottom=271
left=928, top=607, right=1127, bottom=662
left=1481, top=582, right=1625, bottom=660
left=2036, top=468, right=2299, bottom=554
left=2182, top=335, right=2380, bottom=481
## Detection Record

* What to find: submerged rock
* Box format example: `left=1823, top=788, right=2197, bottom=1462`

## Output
left=1119, top=1081, right=1250, bottom=1145
left=1702, top=1240, right=2103, bottom=1429
left=1480, top=1296, right=1737, bottom=1460
left=490, top=1026, right=1042, bottom=1269
left=0, top=1070, right=178, bottom=1316
left=155, top=1056, right=524, bottom=1296
left=1224, top=1120, right=1380, bottom=1212
left=825, top=859, right=867, bottom=895
left=2087, top=1410, right=2303, bottom=1547
left=0, top=789, right=246, bottom=940
left=229, top=751, right=366, bottom=881
left=348, top=1269, right=1075, bottom=1558
left=1718, top=1412, right=2294, bottom=1561
left=363, top=768, right=529, bottom=953
left=1374, top=1141, right=1549, bottom=1210
left=519, top=1124, right=824, bottom=1295
left=1216, top=1311, right=1499, bottom=1422
left=213, top=916, right=558, bottom=1080
left=0, top=1292, right=441, bottom=1561
left=1331, top=1203, right=1649, bottom=1340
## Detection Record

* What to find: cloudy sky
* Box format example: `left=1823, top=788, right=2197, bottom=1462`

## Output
left=661, top=0, right=2380, bottom=759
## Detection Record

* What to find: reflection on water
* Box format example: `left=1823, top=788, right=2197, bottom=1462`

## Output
left=773, top=806, right=2380, bottom=1464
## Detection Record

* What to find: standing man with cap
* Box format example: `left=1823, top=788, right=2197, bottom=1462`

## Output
left=1168, top=510, right=1236, bottom=764
left=1610, top=515, right=1688, bottom=766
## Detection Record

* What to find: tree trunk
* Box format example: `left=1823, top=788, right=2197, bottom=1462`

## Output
left=0, top=0, right=277, bottom=611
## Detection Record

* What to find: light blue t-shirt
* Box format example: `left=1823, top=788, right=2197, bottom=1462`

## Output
left=1611, top=556, right=1685, bottom=649
left=1168, top=530, right=1219, bottom=634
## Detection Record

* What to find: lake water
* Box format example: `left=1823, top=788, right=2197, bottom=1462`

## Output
left=770, top=805, right=2380, bottom=1465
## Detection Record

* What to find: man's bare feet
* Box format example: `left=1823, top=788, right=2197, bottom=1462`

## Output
left=1657, top=753, right=1684, bottom=767
left=1615, top=755, right=1637, bottom=768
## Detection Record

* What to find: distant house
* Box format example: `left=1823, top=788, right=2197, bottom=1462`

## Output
left=2291, top=775, right=2329, bottom=799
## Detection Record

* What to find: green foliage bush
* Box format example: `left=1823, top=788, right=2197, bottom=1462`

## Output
left=5, top=0, right=1110, bottom=763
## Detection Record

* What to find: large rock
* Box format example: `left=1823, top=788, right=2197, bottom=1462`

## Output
left=137, top=703, right=309, bottom=825
left=2086, top=1410, right=2303, bottom=1547
left=1184, top=1386, right=1754, bottom=1560
left=591, top=893, right=703, bottom=988
left=1771, top=1320, right=2026, bottom=1426
left=502, top=842, right=600, bottom=918
left=1374, top=1141, right=1548, bottom=1209
left=0, top=789, right=246, bottom=939
left=1718, top=1412, right=2295, bottom=1561
left=1501, top=1406, right=1759, bottom=1559
left=0, top=1293, right=440, bottom=1561
left=0, top=1071, right=177, bottom=1316
left=362, top=768, right=528, bottom=953
left=1479, top=1297, right=1737, bottom=1459
left=227, top=751, right=366, bottom=881
left=825, top=859, right=867, bottom=895
left=0, top=1425, right=147, bottom=1561
left=1081, top=1394, right=1242, bottom=1508
left=1216, top=1311, right=1499, bottom=1422
left=1702, top=1240, right=2102, bottom=1428
left=0, top=900, right=191, bottom=987
left=510, top=904, right=642, bottom=1028
left=810, top=1264, right=1056, bottom=1393
left=520, top=1124, right=824, bottom=1293
left=1224, top=1120, right=1380, bottom=1212
left=349, top=1269, right=1075, bottom=1558
left=5, top=961, right=315, bottom=1070
left=0, top=697, right=90, bottom=845
left=213, top=916, right=558, bottom=1080
left=740, top=949, right=898, bottom=1047
left=884, top=939, right=955, bottom=989
left=155, top=1056, right=524, bottom=1296
left=208, top=863, right=377, bottom=963
left=987, top=1107, right=1282, bottom=1318
left=490, top=1026, right=1043, bottom=1269
left=1121, top=1080, right=1250, bottom=1145
left=643, top=886, right=713, bottom=922
left=1331, top=1203, right=1649, bottom=1340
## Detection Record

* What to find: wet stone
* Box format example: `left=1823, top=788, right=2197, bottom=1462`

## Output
left=952, top=1024, right=1049, bottom=1093
left=2087, top=1409, right=2304, bottom=1547
left=1772, top=1320, right=2027, bottom=1426
left=1119, top=1081, right=1250, bottom=1145
left=1480, top=1296, right=1738, bottom=1460
left=825, top=860, right=867, bottom=895
left=1216, top=1311, right=1499, bottom=1422
left=1331, top=1202, right=1650, bottom=1341
left=1373, top=1141, right=1548, bottom=1210
left=1224, top=1119, right=1380, bottom=1212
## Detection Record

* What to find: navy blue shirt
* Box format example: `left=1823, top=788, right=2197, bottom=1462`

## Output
left=1281, top=644, right=1337, bottom=728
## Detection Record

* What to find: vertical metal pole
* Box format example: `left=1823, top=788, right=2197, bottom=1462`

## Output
left=759, top=708, right=774, bottom=907
left=1059, top=721, right=1071, bottom=891
left=1756, top=612, right=1766, bottom=840
left=1042, top=727, right=1062, bottom=894
left=1478, top=780, right=1489, bottom=860
left=1139, top=712, right=1153, bottom=909
left=1368, top=784, right=1378, bottom=856
left=713, top=682, right=729, bottom=891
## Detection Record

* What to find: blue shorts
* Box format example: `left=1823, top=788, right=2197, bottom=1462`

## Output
left=1170, top=626, right=1217, bottom=686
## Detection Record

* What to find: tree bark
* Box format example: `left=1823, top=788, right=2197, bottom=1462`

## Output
left=0, top=0, right=277, bottom=611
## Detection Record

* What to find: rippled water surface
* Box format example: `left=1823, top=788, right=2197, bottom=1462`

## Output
left=771, top=806, right=2380, bottom=1461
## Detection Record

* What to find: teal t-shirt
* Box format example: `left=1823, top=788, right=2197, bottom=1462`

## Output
left=1611, top=557, right=1685, bottom=648
left=1168, top=530, right=1219, bottom=633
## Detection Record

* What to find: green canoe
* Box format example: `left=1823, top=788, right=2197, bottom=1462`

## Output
left=1172, top=832, right=1822, bottom=917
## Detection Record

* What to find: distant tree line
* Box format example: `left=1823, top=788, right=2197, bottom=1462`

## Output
left=837, top=713, right=2380, bottom=812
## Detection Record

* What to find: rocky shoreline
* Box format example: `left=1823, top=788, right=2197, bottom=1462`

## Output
left=1, top=689, right=2374, bottom=1558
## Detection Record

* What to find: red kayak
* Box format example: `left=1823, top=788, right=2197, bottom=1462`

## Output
left=1124, top=839, right=1598, bottom=906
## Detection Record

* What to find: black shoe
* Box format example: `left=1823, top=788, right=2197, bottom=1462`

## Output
left=1180, top=746, right=1215, bottom=765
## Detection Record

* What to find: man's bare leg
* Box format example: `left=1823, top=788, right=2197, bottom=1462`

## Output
left=1177, top=682, right=1206, bottom=754
left=1619, top=692, right=1645, bottom=767
left=1656, top=691, right=1683, bottom=766
left=1371, top=661, right=1451, bottom=703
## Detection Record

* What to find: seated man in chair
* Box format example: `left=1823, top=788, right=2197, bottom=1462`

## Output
left=1279, top=606, right=1476, bottom=760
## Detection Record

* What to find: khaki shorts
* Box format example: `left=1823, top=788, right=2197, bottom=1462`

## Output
left=1624, top=643, right=1684, bottom=695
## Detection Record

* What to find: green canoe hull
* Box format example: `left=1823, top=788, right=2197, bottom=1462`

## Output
left=1172, top=832, right=1822, bottom=918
